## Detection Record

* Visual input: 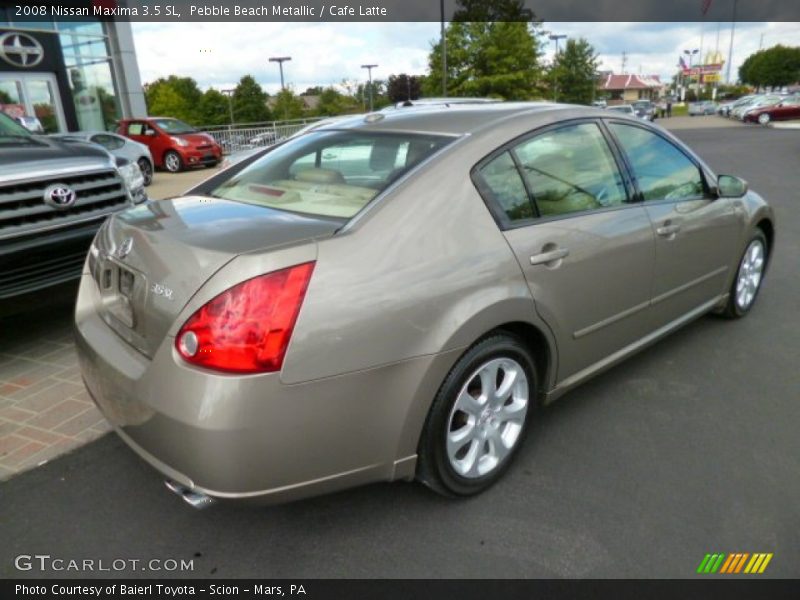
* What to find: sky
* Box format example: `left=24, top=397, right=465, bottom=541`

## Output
left=130, top=21, right=800, bottom=93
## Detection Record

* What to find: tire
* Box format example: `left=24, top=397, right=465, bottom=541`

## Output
left=163, top=150, right=183, bottom=173
left=758, top=113, right=771, bottom=126
left=205, top=160, right=219, bottom=169
left=416, top=333, right=537, bottom=497
left=137, top=157, right=153, bottom=186
left=721, top=230, right=768, bottom=319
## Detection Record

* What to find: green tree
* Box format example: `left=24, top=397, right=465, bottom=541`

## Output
left=549, top=38, right=599, bottom=104
left=272, top=88, right=306, bottom=120
left=301, top=86, right=324, bottom=96
left=199, top=88, right=231, bottom=125
left=233, top=75, right=271, bottom=123
left=739, top=45, right=800, bottom=89
left=386, top=74, right=422, bottom=103
left=315, top=86, right=359, bottom=116
left=144, top=76, right=203, bottom=123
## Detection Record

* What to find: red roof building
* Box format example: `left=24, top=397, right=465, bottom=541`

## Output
left=598, top=73, right=664, bottom=103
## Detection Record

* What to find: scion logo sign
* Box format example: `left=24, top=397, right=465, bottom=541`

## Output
left=696, top=552, right=773, bottom=574
left=43, top=184, right=77, bottom=209
left=0, top=32, right=44, bottom=68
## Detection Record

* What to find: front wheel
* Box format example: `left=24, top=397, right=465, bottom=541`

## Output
left=163, top=150, right=183, bottom=173
left=722, top=230, right=768, bottom=318
left=416, top=333, right=537, bottom=497
left=137, top=158, right=153, bottom=186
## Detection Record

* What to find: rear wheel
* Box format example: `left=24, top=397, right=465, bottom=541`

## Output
left=164, top=150, right=183, bottom=173
left=758, top=113, right=771, bottom=125
left=417, top=333, right=536, bottom=497
left=137, top=157, right=153, bottom=186
left=722, top=230, right=768, bottom=318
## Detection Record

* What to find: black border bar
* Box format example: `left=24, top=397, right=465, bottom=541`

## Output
left=6, top=0, right=800, bottom=22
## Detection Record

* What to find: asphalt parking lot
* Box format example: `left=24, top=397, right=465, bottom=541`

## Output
left=1, top=118, right=799, bottom=579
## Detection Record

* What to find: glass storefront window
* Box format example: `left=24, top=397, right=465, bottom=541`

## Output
left=65, top=60, right=121, bottom=131
left=57, top=21, right=104, bottom=37
left=61, top=35, right=109, bottom=58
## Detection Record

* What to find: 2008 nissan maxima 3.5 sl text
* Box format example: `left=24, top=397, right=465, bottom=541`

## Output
left=75, top=104, right=774, bottom=506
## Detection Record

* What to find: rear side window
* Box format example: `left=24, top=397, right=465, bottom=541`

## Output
left=513, top=122, right=627, bottom=216
left=477, top=151, right=533, bottom=223
left=609, top=123, right=704, bottom=201
left=127, top=123, right=144, bottom=135
left=211, top=131, right=452, bottom=219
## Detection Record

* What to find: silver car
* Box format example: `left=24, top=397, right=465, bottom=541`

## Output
left=53, top=131, right=155, bottom=186
left=75, top=104, right=774, bottom=506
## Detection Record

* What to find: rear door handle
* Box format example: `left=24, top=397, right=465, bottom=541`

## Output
left=656, top=224, right=681, bottom=237
left=530, top=247, right=569, bottom=266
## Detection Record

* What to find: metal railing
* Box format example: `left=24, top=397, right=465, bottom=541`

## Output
left=199, top=117, right=327, bottom=155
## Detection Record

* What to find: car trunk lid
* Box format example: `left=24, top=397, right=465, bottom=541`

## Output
left=91, top=196, right=340, bottom=358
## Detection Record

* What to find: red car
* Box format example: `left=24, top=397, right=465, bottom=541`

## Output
left=744, top=96, right=800, bottom=125
left=117, top=117, right=222, bottom=173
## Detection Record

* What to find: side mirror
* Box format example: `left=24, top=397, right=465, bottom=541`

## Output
left=717, top=174, right=748, bottom=198
left=144, top=129, right=157, bottom=136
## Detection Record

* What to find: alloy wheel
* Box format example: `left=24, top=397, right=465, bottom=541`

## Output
left=735, top=239, right=765, bottom=311
left=165, top=152, right=181, bottom=173
left=758, top=113, right=771, bottom=125
left=137, top=158, right=153, bottom=185
left=445, top=357, right=529, bottom=479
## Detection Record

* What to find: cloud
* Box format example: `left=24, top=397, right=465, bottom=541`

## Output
left=132, top=21, right=799, bottom=92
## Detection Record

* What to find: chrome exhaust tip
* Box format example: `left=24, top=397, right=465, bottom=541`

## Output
left=164, top=480, right=216, bottom=509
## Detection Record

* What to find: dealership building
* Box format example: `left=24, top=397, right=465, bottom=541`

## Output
left=0, top=5, right=145, bottom=133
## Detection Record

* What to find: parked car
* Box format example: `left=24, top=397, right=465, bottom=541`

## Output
left=743, top=95, right=800, bottom=125
left=0, top=112, right=144, bottom=311
left=75, top=104, right=774, bottom=507
left=248, top=130, right=279, bottom=147
left=52, top=131, right=155, bottom=186
left=731, top=95, right=782, bottom=121
left=606, top=104, right=636, bottom=116
left=688, top=101, right=718, bottom=116
left=11, top=114, right=45, bottom=133
left=720, top=95, right=756, bottom=117
left=631, top=100, right=657, bottom=121
left=591, top=100, right=608, bottom=108
left=117, top=117, right=222, bottom=173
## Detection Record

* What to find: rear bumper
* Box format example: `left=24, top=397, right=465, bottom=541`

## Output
left=74, top=271, right=448, bottom=504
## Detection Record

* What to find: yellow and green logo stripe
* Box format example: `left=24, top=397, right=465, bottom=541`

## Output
left=697, top=552, right=773, bottom=574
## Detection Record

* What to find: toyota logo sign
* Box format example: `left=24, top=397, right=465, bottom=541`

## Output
left=43, top=184, right=77, bottom=209
left=0, top=32, right=44, bottom=68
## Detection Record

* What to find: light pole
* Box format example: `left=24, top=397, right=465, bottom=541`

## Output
left=269, top=56, right=291, bottom=90
left=361, top=64, right=378, bottom=112
left=221, top=89, right=235, bottom=125
left=684, top=48, right=699, bottom=97
left=548, top=33, right=567, bottom=101
left=726, top=0, right=739, bottom=84
left=440, top=0, right=447, bottom=97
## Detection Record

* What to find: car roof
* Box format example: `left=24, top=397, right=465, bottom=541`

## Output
left=314, top=102, right=602, bottom=136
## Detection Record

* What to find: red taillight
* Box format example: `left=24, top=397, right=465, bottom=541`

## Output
left=175, top=262, right=315, bottom=374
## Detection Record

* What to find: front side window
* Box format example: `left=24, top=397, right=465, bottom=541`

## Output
left=609, top=123, right=705, bottom=201
left=513, top=122, right=627, bottom=217
left=211, top=131, right=452, bottom=219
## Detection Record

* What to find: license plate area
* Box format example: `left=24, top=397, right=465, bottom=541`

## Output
left=96, top=257, right=148, bottom=330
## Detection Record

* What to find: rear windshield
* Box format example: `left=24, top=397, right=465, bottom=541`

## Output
left=211, top=130, right=453, bottom=218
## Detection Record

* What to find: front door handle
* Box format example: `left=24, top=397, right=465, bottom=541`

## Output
left=656, top=223, right=681, bottom=237
left=530, top=247, right=569, bottom=266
